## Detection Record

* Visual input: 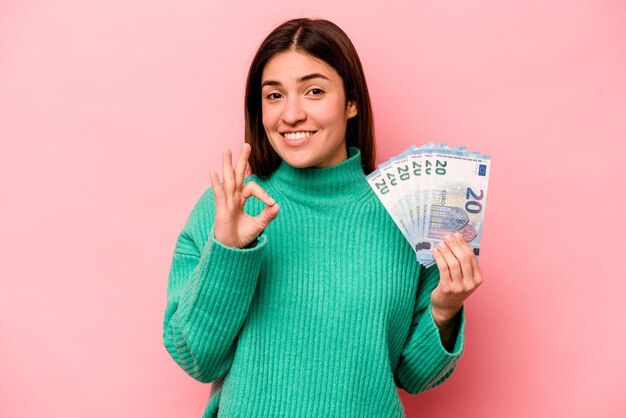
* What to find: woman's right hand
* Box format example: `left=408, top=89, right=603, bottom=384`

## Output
left=209, top=143, right=280, bottom=248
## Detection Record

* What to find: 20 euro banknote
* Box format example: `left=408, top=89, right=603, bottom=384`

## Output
left=367, top=143, right=491, bottom=268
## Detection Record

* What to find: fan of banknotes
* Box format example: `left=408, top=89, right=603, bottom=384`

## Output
left=366, top=142, right=491, bottom=268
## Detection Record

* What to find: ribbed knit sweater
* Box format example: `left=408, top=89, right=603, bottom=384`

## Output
left=162, top=147, right=465, bottom=417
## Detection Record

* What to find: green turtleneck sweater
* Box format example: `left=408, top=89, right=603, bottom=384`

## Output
left=162, top=147, right=465, bottom=417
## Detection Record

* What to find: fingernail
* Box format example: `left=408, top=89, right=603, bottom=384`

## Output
left=438, top=241, right=446, bottom=249
left=454, top=232, right=463, bottom=241
left=444, top=235, right=452, bottom=242
left=268, top=197, right=275, bottom=205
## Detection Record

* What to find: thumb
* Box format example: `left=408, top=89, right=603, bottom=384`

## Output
left=254, top=203, right=279, bottom=231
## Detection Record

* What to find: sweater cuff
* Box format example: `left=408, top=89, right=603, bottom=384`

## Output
left=422, top=303, right=465, bottom=357
left=212, top=232, right=266, bottom=251
left=395, top=303, right=465, bottom=394
left=180, top=232, right=268, bottom=322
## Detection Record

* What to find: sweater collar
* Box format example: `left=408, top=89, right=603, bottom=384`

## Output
left=268, top=147, right=371, bottom=202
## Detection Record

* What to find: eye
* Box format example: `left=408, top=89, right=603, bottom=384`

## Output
left=307, top=88, right=324, bottom=96
left=265, top=92, right=283, bottom=100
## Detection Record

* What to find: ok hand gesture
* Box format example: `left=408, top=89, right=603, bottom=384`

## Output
left=209, top=143, right=279, bottom=249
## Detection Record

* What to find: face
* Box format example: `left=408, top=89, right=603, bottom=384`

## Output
left=260, top=50, right=358, bottom=169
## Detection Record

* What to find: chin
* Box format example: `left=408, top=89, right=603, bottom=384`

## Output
left=280, top=153, right=317, bottom=168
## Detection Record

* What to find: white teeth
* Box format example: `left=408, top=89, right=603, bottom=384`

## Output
left=283, top=131, right=314, bottom=140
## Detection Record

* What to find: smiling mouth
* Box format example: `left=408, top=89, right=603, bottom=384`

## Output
left=281, top=131, right=317, bottom=140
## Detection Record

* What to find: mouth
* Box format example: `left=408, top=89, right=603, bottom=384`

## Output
left=281, top=131, right=317, bottom=140
left=279, top=130, right=318, bottom=145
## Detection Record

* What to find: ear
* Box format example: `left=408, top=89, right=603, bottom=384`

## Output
left=346, top=100, right=358, bottom=119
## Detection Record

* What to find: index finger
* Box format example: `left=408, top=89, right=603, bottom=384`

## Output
left=234, top=143, right=251, bottom=186
left=241, top=181, right=275, bottom=206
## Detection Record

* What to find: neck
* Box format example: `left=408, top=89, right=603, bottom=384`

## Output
left=268, top=147, right=371, bottom=204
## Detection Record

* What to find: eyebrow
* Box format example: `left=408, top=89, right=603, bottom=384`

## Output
left=261, top=73, right=330, bottom=88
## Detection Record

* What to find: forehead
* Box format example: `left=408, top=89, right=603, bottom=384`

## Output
left=261, top=51, right=340, bottom=84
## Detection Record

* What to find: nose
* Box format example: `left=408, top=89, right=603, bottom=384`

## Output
left=281, top=97, right=306, bottom=125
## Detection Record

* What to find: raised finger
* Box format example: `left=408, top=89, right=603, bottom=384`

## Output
left=222, top=148, right=235, bottom=196
left=209, top=171, right=225, bottom=208
left=241, top=181, right=276, bottom=207
left=234, top=143, right=251, bottom=187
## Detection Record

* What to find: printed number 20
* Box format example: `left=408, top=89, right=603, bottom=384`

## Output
left=376, top=181, right=389, bottom=195
left=465, top=187, right=484, bottom=214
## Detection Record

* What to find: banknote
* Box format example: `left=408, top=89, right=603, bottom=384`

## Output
left=365, top=169, right=413, bottom=244
left=389, top=150, right=417, bottom=238
left=379, top=159, right=414, bottom=241
left=420, top=147, right=491, bottom=266
left=367, top=143, right=491, bottom=268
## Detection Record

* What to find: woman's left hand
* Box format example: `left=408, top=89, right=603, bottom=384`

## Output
left=430, top=232, right=484, bottom=327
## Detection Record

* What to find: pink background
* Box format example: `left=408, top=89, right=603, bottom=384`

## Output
left=1, top=1, right=625, bottom=417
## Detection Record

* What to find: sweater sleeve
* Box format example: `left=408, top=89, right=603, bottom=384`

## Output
left=393, top=263, right=465, bottom=394
left=162, top=189, right=267, bottom=383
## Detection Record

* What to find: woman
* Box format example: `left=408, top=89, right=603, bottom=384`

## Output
left=163, top=18, right=482, bottom=417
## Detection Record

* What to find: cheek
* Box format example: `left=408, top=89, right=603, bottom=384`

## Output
left=315, top=99, right=348, bottom=126
left=261, top=104, right=275, bottom=129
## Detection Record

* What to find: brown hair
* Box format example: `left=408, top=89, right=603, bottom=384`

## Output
left=244, top=18, right=376, bottom=178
